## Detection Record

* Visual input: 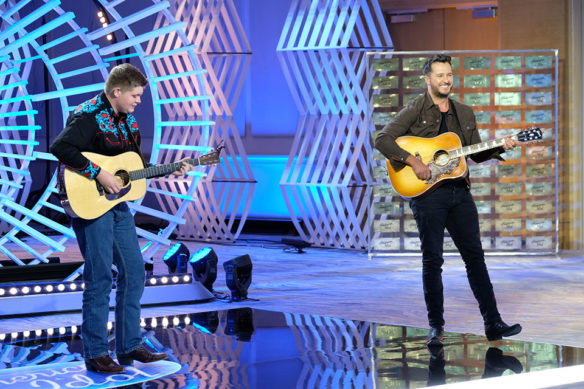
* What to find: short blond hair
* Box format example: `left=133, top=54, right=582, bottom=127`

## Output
left=104, top=63, right=148, bottom=94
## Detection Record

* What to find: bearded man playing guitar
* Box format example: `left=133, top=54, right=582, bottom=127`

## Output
left=50, top=64, right=191, bottom=373
left=375, top=54, right=523, bottom=347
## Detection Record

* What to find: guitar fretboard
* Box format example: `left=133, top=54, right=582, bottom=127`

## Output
left=129, top=158, right=200, bottom=180
left=449, top=137, right=509, bottom=159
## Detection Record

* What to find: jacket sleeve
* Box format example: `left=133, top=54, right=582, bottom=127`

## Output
left=374, top=104, right=419, bottom=164
left=49, top=114, right=102, bottom=179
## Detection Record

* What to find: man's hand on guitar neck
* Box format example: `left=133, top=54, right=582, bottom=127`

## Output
left=406, top=154, right=431, bottom=181
left=170, top=158, right=194, bottom=176
left=503, top=135, right=522, bottom=150
left=97, top=169, right=122, bottom=194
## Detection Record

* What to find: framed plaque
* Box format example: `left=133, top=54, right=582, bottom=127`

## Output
left=496, top=164, right=522, bottom=177
left=526, top=91, right=552, bottom=105
left=495, top=237, right=522, bottom=250
left=495, top=56, right=521, bottom=69
left=475, top=200, right=492, bottom=214
left=402, top=57, right=427, bottom=71
left=372, top=94, right=398, bottom=108
left=372, top=76, right=398, bottom=90
left=495, top=92, right=521, bottom=106
left=526, top=219, right=553, bottom=231
left=495, top=74, right=522, bottom=88
left=373, top=219, right=400, bottom=233
left=403, top=93, right=422, bottom=105
left=526, top=164, right=554, bottom=177
left=404, top=219, right=418, bottom=233
left=373, top=202, right=402, bottom=216
left=372, top=149, right=385, bottom=161
left=495, top=182, right=523, bottom=196
left=525, top=73, right=552, bottom=87
left=471, top=182, right=491, bottom=196
left=526, top=55, right=553, bottom=69
left=526, top=110, right=553, bottom=123
left=525, top=182, right=553, bottom=196
left=464, top=56, right=490, bottom=70
left=526, top=201, right=554, bottom=214
left=372, top=111, right=395, bottom=126
left=371, top=58, right=399, bottom=72
left=469, top=164, right=491, bottom=177
left=373, top=184, right=397, bottom=197
left=526, top=145, right=553, bottom=159
left=465, top=93, right=491, bottom=106
left=464, top=74, right=490, bottom=88
left=404, top=237, right=421, bottom=251
left=481, top=237, right=493, bottom=249
left=443, top=238, right=456, bottom=251
left=495, top=219, right=522, bottom=231
left=373, top=165, right=388, bottom=179
left=372, top=238, right=401, bottom=251
left=479, top=219, right=492, bottom=231
left=403, top=75, right=425, bottom=89
left=526, top=236, right=553, bottom=250
left=495, top=110, right=521, bottom=124
left=495, top=200, right=523, bottom=214
left=474, top=111, right=491, bottom=124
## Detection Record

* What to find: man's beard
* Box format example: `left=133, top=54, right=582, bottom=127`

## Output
left=431, top=83, right=451, bottom=98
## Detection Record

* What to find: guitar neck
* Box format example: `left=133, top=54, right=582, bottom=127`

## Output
left=129, top=158, right=200, bottom=180
left=450, top=136, right=512, bottom=158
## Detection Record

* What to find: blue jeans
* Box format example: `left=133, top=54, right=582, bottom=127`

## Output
left=72, top=202, right=145, bottom=359
left=409, top=181, right=501, bottom=328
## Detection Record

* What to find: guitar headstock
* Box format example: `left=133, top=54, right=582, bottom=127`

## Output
left=198, top=142, right=224, bottom=166
left=516, top=127, right=542, bottom=143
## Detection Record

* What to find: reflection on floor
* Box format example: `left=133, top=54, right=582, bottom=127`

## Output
left=0, top=308, right=581, bottom=388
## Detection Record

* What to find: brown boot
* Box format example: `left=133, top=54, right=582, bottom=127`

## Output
left=117, top=346, right=168, bottom=366
left=85, top=355, right=125, bottom=373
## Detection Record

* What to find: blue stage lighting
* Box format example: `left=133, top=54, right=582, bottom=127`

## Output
left=189, top=247, right=218, bottom=292
left=223, top=254, right=252, bottom=301
left=162, top=243, right=190, bottom=274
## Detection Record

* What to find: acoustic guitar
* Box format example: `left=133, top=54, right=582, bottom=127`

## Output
left=385, top=127, right=542, bottom=199
left=60, top=147, right=222, bottom=220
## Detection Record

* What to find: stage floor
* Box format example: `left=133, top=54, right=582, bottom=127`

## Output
left=2, top=235, right=584, bottom=387
left=1, top=307, right=582, bottom=388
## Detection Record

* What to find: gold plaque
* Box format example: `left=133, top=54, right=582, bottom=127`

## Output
left=495, top=219, right=522, bottom=231
left=526, top=146, right=553, bottom=160
left=469, top=164, right=491, bottom=177
left=471, top=182, right=491, bottom=196
left=526, top=219, right=553, bottom=231
left=372, top=76, right=398, bottom=90
left=526, top=164, right=554, bottom=177
left=372, top=237, right=400, bottom=251
left=495, top=183, right=522, bottom=196
left=526, top=201, right=554, bottom=214
left=371, top=59, right=399, bottom=72
left=496, top=164, right=522, bottom=177
left=373, top=184, right=397, bottom=197
left=525, top=182, right=553, bottom=196
left=402, top=57, right=427, bottom=71
left=404, top=219, right=418, bottom=233
left=372, top=94, right=398, bottom=108
left=526, top=236, right=553, bottom=250
left=373, top=202, right=401, bottom=216
left=403, top=75, right=425, bottom=89
left=403, top=93, right=422, bottom=105
left=373, top=219, right=400, bottom=233
left=479, top=219, right=492, bottom=231
left=475, top=200, right=492, bottom=214
left=495, top=200, right=522, bottom=213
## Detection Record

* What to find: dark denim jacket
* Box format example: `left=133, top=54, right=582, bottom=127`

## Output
left=374, top=92, right=503, bottom=169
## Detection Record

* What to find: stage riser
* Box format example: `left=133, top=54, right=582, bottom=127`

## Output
left=0, top=283, right=214, bottom=317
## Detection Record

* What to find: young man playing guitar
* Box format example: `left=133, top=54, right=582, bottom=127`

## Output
left=375, top=54, right=522, bottom=347
left=50, top=64, right=191, bottom=373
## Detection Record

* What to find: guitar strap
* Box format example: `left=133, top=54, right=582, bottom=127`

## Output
left=125, top=126, right=148, bottom=169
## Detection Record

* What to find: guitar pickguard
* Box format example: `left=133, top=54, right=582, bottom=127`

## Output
left=426, top=157, right=461, bottom=184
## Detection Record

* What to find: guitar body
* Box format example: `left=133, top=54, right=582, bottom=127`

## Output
left=63, top=151, right=147, bottom=220
left=385, top=132, right=468, bottom=199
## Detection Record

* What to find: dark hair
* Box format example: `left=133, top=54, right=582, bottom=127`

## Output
left=104, top=63, right=148, bottom=93
left=422, top=54, right=452, bottom=76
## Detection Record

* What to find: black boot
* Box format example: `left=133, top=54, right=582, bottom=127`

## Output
left=427, top=327, right=444, bottom=347
left=482, top=347, right=523, bottom=378
left=484, top=321, right=522, bottom=341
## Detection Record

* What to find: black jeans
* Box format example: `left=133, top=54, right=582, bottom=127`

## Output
left=409, top=181, right=501, bottom=328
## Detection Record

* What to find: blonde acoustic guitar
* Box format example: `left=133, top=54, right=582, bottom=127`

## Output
left=385, top=127, right=542, bottom=199
left=61, top=146, right=222, bottom=220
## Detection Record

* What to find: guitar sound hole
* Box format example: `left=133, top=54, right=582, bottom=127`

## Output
left=433, top=150, right=450, bottom=166
left=116, top=170, right=130, bottom=186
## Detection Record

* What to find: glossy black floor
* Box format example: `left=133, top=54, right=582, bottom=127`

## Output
left=1, top=307, right=581, bottom=388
